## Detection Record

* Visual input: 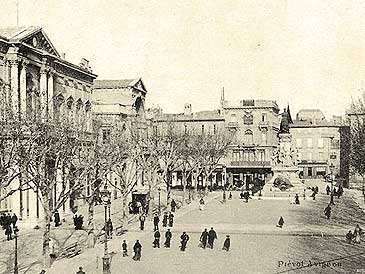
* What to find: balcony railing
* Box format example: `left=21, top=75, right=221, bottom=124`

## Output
left=230, top=161, right=271, bottom=167
left=227, top=122, right=238, bottom=128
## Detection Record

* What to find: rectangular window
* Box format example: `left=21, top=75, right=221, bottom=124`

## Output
left=262, top=113, right=267, bottom=122
left=296, top=138, right=302, bottom=148
left=307, top=138, right=313, bottom=148
left=201, top=125, right=204, bottom=134
left=261, top=131, right=267, bottom=144
left=318, top=138, right=324, bottom=148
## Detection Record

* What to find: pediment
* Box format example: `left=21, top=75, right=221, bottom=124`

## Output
left=133, top=79, right=147, bottom=93
left=21, top=29, right=60, bottom=57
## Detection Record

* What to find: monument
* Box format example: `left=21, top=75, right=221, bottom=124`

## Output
left=263, top=109, right=305, bottom=196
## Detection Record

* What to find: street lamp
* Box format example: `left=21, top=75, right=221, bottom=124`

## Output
left=14, top=226, right=19, bottom=274
left=158, top=187, right=161, bottom=215
left=329, top=163, right=335, bottom=205
left=100, top=185, right=111, bottom=274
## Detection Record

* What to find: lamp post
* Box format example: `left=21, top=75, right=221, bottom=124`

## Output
left=329, top=163, right=335, bottom=205
left=14, top=226, right=19, bottom=274
left=100, top=185, right=111, bottom=274
left=158, top=187, right=161, bottom=215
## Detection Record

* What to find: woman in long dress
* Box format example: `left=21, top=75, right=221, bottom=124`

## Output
left=199, top=198, right=205, bottom=211
left=354, top=225, right=362, bottom=244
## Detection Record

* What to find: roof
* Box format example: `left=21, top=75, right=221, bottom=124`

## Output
left=290, top=119, right=344, bottom=128
left=94, top=79, right=140, bottom=89
left=0, top=26, right=40, bottom=40
left=222, top=99, right=279, bottom=110
left=153, top=110, right=224, bottom=122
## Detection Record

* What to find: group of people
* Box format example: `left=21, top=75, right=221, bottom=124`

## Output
left=239, top=191, right=252, bottom=203
left=346, top=224, right=363, bottom=244
left=326, top=184, right=344, bottom=198
left=73, top=214, right=84, bottom=230
left=0, top=212, right=18, bottom=241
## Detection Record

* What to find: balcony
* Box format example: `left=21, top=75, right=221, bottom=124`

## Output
left=230, top=161, right=271, bottom=168
left=227, top=122, right=238, bottom=128
left=259, top=121, right=269, bottom=127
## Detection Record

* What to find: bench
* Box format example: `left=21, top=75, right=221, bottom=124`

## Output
left=59, top=242, right=81, bottom=258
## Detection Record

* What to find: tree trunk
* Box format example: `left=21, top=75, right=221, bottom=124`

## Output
left=42, top=192, right=52, bottom=268
left=182, top=170, right=187, bottom=204
left=122, top=193, right=128, bottom=227
left=87, top=199, right=95, bottom=248
left=166, top=169, right=172, bottom=206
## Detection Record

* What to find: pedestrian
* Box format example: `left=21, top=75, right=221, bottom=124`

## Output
left=243, top=191, right=250, bottom=203
left=139, top=214, right=145, bottom=231
left=240, top=191, right=244, bottom=199
left=346, top=230, right=353, bottom=244
left=170, top=199, right=177, bottom=212
left=162, top=212, right=168, bottom=227
left=354, top=224, right=362, bottom=244
left=315, top=186, right=319, bottom=194
left=133, top=240, right=142, bottom=261
left=222, top=235, right=230, bottom=251
left=76, top=266, right=86, bottom=274
left=180, top=232, right=190, bottom=251
left=208, top=227, right=217, bottom=249
left=200, top=228, right=209, bottom=248
left=11, top=213, right=18, bottom=229
left=168, top=213, right=174, bottom=227
left=49, top=237, right=56, bottom=259
left=326, top=185, right=330, bottom=195
left=311, top=190, right=316, bottom=200
left=153, top=230, right=161, bottom=248
left=223, top=191, right=226, bottom=202
left=73, top=214, right=78, bottom=228
left=122, top=240, right=128, bottom=257
left=39, top=270, right=46, bottom=274
left=294, top=194, right=300, bottom=205
left=153, top=214, right=160, bottom=231
left=54, top=210, right=60, bottom=227
left=164, top=229, right=172, bottom=248
left=106, top=218, right=113, bottom=238
left=228, top=192, right=232, bottom=200
left=5, top=223, right=12, bottom=240
left=277, top=216, right=284, bottom=228
left=199, top=198, right=205, bottom=211
left=324, top=204, right=331, bottom=220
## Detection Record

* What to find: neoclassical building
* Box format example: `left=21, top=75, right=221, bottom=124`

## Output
left=0, top=26, right=97, bottom=222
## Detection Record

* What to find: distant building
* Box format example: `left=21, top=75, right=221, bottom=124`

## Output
left=0, top=26, right=97, bottom=222
left=290, top=109, right=349, bottom=187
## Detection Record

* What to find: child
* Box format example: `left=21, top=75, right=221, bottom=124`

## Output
left=122, top=240, right=128, bottom=257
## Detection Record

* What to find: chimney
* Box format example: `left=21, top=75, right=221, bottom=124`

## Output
left=184, top=103, right=192, bottom=115
left=61, top=52, right=66, bottom=59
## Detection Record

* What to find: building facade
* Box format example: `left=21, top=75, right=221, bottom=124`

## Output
left=0, top=26, right=97, bottom=222
left=290, top=109, right=349, bottom=187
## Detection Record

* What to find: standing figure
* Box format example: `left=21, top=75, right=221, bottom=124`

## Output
left=164, top=229, right=172, bottom=248
left=54, top=210, right=60, bottom=227
left=222, top=192, right=226, bottom=203
left=222, top=235, right=230, bottom=251
left=346, top=230, right=353, bottom=244
left=199, top=198, right=205, bottom=211
left=294, top=194, right=300, bottom=205
left=76, top=266, right=86, bottom=274
left=200, top=228, right=209, bottom=249
left=73, top=214, right=78, bottom=229
left=324, top=204, right=331, bottom=220
left=243, top=191, right=250, bottom=203
left=311, top=190, right=316, bottom=201
left=133, top=240, right=142, bottom=261
left=106, top=218, right=113, bottom=238
left=180, top=232, right=190, bottom=251
left=5, top=224, right=12, bottom=240
left=277, top=216, right=285, bottom=228
left=162, top=212, right=168, bottom=227
left=354, top=224, right=362, bottom=244
left=326, top=185, right=331, bottom=195
left=208, top=227, right=217, bottom=249
left=122, top=240, right=128, bottom=257
left=139, top=214, right=145, bottom=231
left=170, top=199, right=177, bottom=212
left=240, top=191, right=244, bottom=199
left=11, top=213, right=18, bottom=229
left=168, top=213, right=174, bottom=227
left=228, top=192, right=232, bottom=200
left=153, top=214, right=160, bottom=231
left=153, top=230, right=161, bottom=248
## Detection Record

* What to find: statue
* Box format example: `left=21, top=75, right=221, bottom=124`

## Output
left=279, top=108, right=290, bottom=134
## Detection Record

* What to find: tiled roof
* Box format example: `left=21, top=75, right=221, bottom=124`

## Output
left=0, top=26, right=40, bottom=41
left=154, top=110, right=224, bottom=122
left=94, top=79, right=139, bottom=89
left=290, top=119, right=342, bottom=128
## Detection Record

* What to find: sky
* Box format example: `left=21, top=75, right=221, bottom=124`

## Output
left=1, top=0, right=365, bottom=118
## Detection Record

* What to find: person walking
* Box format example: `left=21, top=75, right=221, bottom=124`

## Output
left=243, top=191, right=250, bottom=203
left=139, top=214, right=146, bottom=231
left=168, top=213, right=174, bottom=227
left=200, top=228, right=209, bottom=249
left=326, top=185, right=331, bottom=195
left=164, top=229, right=172, bottom=248
left=228, top=192, right=232, bottom=200
left=153, top=230, right=161, bottom=248
left=54, top=210, right=60, bottom=227
left=199, top=198, right=205, bottom=211
left=294, top=194, right=300, bottom=205
left=162, top=212, right=168, bottom=227
left=180, top=232, right=190, bottom=251
left=354, top=224, right=362, bottom=244
left=5, top=223, right=12, bottom=241
left=223, top=191, right=226, bottom=203
left=222, top=235, right=230, bottom=251
left=346, top=230, right=353, bottom=244
left=122, top=240, right=128, bottom=257
left=208, top=227, right=217, bottom=249
left=106, top=218, right=113, bottom=238
left=170, top=199, right=177, bottom=212
left=153, top=214, right=160, bottom=231
left=11, top=213, right=18, bottom=229
left=324, top=204, right=331, bottom=220
left=76, top=266, right=86, bottom=274
left=277, top=216, right=285, bottom=228
left=133, top=240, right=142, bottom=261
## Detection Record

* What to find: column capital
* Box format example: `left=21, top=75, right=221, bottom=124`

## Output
left=48, top=69, right=56, bottom=76
left=9, top=59, right=19, bottom=66
left=40, top=66, right=49, bottom=75
left=21, top=59, right=29, bottom=69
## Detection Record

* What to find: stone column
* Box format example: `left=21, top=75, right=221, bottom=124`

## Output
left=20, top=60, right=28, bottom=118
left=10, top=59, right=19, bottom=114
left=47, top=70, right=54, bottom=119
left=40, top=66, right=48, bottom=120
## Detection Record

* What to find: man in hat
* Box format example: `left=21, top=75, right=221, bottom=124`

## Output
left=222, top=235, right=230, bottom=251
left=164, top=229, right=172, bottom=248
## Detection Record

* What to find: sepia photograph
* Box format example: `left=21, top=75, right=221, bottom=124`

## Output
left=0, top=0, right=365, bottom=273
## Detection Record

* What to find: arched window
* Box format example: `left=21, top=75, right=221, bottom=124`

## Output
left=244, top=129, right=253, bottom=145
